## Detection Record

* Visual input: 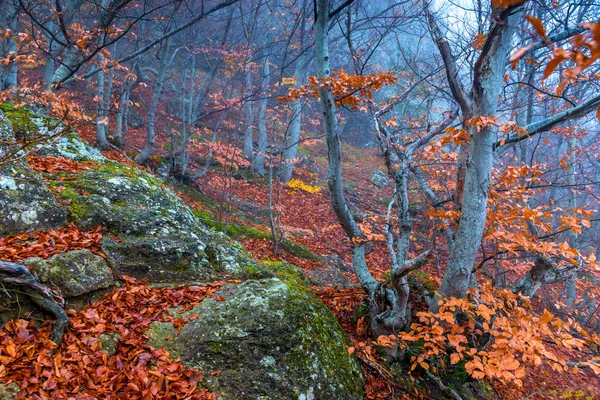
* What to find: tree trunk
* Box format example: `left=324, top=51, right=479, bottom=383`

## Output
left=96, top=55, right=110, bottom=149
left=280, top=52, right=310, bottom=183
left=242, top=68, right=255, bottom=161
left=136, top=39, right=171, bottom=164
left=438, top=5, right=523, bottom=301
left=252, top=57, right=270, bottom=175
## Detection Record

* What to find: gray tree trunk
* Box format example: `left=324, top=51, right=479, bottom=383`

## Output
left=136, top=39, right=171, bottom=164
left=252, top=58, right=270, bottom=175
left=438, top=6, right=523, bottom=300
left=95, top=56, right=110, bottom=149
left=280, top=53, right=310, bottom=183
left=242, top=68, right=255, bottom=161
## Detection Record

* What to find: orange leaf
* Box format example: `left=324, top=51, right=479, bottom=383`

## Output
left=526, top=16, right=546, bottom=39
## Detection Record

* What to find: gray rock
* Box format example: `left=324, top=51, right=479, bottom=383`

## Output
left=148, top=279, right=364, bottom=400
left=45, top=157, right=256, bottom=281
left=305, top=256, right=355, bottom=288
left=40, top=133, right=106, bottom=162
left=99, top=332, right=119, bottom=356
left=0, top=382, right=18, bottom=400
left=370, top=169, right=390, bottom=189
left=0, top=110, right=13, bottom=159
left=23, top=250, right=114, bottom=297
left=0, top=162, right=68, bottom=236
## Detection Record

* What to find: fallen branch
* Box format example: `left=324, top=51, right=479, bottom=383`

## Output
left=0, top=261, right=69, bottom=345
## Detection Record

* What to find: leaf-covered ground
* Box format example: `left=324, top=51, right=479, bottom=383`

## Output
left=0, top=277, right=225, bottom=399
left=0, top=131, right=598, bottom=399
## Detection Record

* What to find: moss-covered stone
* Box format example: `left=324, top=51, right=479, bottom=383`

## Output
left=0, top=160, right=68, bottom=236
left=259, top=260, right=309, bottom=286
left=23, top=250, right=114, bottom=297
left=99, top=332, right=120, bottom=356
left=147, top=279, right=364, bottom=400
left=0, top=382, right=18, bottom=400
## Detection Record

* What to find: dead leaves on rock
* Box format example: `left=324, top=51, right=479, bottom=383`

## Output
left=0, top=224, right=104, bottom=262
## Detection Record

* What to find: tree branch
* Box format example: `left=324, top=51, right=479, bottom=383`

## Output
left=496, top=93, right=600, bottom=150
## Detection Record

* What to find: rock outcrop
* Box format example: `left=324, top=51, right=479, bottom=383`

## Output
left=0, top=105, right=260, bottom=283
left=147, top=279, right=364, bottom=400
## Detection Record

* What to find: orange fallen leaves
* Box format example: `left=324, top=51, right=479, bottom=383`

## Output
left=0, top=224, right=104, bottom=262
left=28, top=155, right=99, bottom=175
left=0, top=277, right=225, bottom=399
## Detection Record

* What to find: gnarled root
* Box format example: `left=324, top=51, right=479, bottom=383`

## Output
left=0, top=261, right=69, bottom=345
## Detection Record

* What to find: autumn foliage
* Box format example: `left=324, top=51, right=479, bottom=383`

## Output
left=0, top=277, right=224, bottom=399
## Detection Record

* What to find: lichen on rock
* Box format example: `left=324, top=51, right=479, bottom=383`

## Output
left=23, top=250, right=114, bottom=297
left=146, top=279, right=364, bottom=400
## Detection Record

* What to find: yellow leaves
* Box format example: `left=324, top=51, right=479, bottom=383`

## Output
left=286, top=179, right=322, bottom=193
left=281, top=76, right=297, bottom=85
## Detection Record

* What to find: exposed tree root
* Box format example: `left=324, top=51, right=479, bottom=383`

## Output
left=0, top=261, right=69, bottom=345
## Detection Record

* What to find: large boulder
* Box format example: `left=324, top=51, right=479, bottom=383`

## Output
left=23, top=250, right=114, bottom=297
left=0, top=108, right=68, bottom=236
left=48, top=159, right=255, bottom=281
left=147, top=279, right=364, bottom=400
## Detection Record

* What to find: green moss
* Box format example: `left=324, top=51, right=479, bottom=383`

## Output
left=147, top=321, right=179, bottom=353
left=99, top=333, right=119, bottom=356
left=282, top=280, right=364, bottom=398
left=240, top=263, right=274, bottom=280
left=0, top=104, right=38, bottom=136
left=259, top=260, right=309, bottom=286
left=281, top=239, right=322, bottom=262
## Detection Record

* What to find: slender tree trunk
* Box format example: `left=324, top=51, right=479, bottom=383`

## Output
left=96, top=55, right=110, bottom=149
left=252, top=57, right=270, bottom=175
left=280, top=53, right=310, bottom=183
left=242, top=68, right=255, bottom=161
left=136, top=39, right=171, bottom=164
left=314, top=0, right=378, bottom=296
left=114, top=72, right=133, bottom=146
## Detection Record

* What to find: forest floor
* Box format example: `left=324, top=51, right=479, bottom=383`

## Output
left=1, top=99, right=598, bottom=398
left=80, top=122, right=598, bottom=399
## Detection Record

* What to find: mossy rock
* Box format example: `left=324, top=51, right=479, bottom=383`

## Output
left=23, top=250, right=114, bottom=297
left=147, top=279, right=364, bottom=399
left=99, top=333, right=120, bottom=356
left=0, top=382, right=18, bottom=400
left=258, top=260, right=309, bottom=286
left=0, top=160, right=68, bottom=236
